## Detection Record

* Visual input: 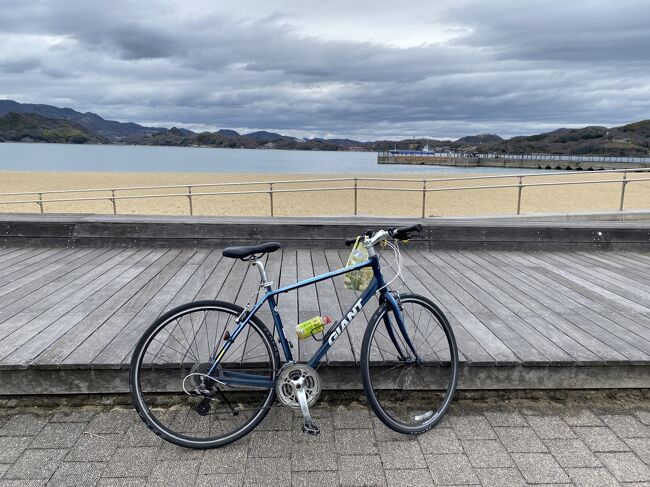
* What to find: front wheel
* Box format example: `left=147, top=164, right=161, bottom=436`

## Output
left=361, top=293, right=459, bottom=434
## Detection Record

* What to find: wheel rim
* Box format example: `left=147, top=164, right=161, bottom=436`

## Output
left=364, top=297, right=458, bottom=431
left=133, top=305, right=277, bottom=445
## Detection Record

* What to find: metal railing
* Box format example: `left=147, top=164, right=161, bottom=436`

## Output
left=0, top=167, right=649, bottom=218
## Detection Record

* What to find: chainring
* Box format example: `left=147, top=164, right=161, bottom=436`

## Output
left=275, top=363, right=321, bottom=410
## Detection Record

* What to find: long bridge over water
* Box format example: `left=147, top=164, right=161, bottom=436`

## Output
left=379, top=151, right=650, bottom=171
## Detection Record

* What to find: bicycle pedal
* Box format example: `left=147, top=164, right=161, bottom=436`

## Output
left=302, top=420, right=320, bottom=436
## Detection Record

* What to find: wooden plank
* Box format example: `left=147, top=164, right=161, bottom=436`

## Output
left=0, top=248, right=43, bottom=270
left=0, top=248, right=66, bottom=285
left=492, top=250, right=650, bottom=354
left=144, top=249, right=219, bottom=366
left=0, top=248, right=142, bottom=361
left=561, top=251, right=650, bottom=290
left=588, top=251, right=650, bottom=276
left=194, top=250, right=236, bottom=301
left=118, top=249, right=212, bottom=366
left=0, top=248, right=94, bottom=298
left=91, top=250, right=204, bottom=366
left=311, top=249, right=355, bottom=364
left=387, top=250, right=467, bottom=364
left=457, top=250, right=630, bottom=364
left=276, top=249, right=299, bottom=360
left=525, top=252, right=650, bottom=315
left=401, top=250, right=499, bottom=365
left=119, top=248, right=214, bottom=367
left=32, top=249, right=176, bottom=367
left=544, top=252, right=650, bottom=341
left=161, top=250, right=214, bottom=311
left=0, top=247, right=24, bottom=259
left=489, top=251, right=650, bottom=359
left=0, top=247, right=112, bottom=310
left=415, top=249, right=522, bottom=364
left=419, top=250, right=551, bottom=365
left=424, top=250, right=567, bottom=365
left=296, top=249, right=321, bottom=363
left=2, top=249, right=161, bottom=367
left=0, top=249, right=126, bottom=339
left=60, top=249, right=191, bottom=367
left=214, top=256, right=250, bottom=304
left=617, top=250, right=650, bottom=266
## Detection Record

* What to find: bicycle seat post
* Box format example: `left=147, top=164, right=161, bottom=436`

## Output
left=250, top=257, right=272, bottom=290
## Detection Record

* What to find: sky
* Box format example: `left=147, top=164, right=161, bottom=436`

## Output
left=0, top=0, right=649, bottom=140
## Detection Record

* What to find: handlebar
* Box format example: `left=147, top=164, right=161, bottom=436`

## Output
left=344, top=224, right=423, bottom=247
left=390, top=224, right=423, bottom=240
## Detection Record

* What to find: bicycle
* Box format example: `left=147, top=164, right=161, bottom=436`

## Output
left=129, top=224, right=459, bottom=449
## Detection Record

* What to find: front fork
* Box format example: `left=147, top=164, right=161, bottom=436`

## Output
left=382, top=291, right=420, bottom=362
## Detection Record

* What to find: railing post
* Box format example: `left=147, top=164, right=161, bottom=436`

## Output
left=421, top=180, right=427, bottom=218
left=354, top=178, right=358, bottom=216
left=111, top=190, right=117, bottom=214
left=619, top=171, right=628, bottom=211
left=187, top=186, right=193, bottom=215
left=269, top=183, right=274, bottom=217
left=516, top=176, right=523, bottom=215
left=37, top=193, right=44, bottom=213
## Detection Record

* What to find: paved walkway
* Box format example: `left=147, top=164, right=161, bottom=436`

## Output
left=0, top=399, right=649, bottom=486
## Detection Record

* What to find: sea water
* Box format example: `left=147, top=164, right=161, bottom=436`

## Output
left=0, top=142, right=549, bottom=174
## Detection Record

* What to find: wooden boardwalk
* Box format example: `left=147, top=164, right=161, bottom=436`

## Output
left=1, top=245, right=650, bottom=378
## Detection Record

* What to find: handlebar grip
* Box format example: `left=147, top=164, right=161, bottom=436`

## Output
left=390, top=224, right=423, bottom=237
left=345, top=237, right=359, bottom=247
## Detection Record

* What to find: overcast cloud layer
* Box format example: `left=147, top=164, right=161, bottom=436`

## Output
left=0, top=0, right=649, bottom=139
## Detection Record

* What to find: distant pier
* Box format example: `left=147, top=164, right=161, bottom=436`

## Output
left=378, top=150, right=650, bottom=170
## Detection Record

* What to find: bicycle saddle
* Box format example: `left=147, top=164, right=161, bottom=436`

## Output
left=222, top=241, right=282, bottom=259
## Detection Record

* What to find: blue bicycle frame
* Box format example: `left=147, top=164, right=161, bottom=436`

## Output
left=207, top=253, right=419, bottom=389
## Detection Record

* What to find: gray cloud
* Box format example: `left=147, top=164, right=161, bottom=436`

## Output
left=0, top=0, right=648, bottom=139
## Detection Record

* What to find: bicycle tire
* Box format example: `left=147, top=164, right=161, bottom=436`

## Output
left=360, top=293, right=459, bottom=434
left=129, top=300, right=280, bottom=449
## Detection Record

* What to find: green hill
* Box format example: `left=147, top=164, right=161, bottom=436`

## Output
left=0, top=112, right=108, bottom=144
left=482, top=123, right=650, bottom=156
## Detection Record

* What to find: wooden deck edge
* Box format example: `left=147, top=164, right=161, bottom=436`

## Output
left=1, top=364, right=648, bottom=395
left=1, top=214, right=649, bottom=250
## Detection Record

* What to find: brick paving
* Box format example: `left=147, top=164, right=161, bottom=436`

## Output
left=0, top=399, right=648, bottom=486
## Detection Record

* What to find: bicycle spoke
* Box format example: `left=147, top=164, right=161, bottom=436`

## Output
left=131, top=303, right=277, bottom=447
left=363, top=295, right=458, bottom=433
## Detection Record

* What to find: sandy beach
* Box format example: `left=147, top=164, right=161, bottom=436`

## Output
left=0, top=170, right=648, bottom=217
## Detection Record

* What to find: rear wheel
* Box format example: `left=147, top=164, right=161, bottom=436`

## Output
left=361, top=294, right=459, bottom=434
left=129, top=300, right=280, bottom=449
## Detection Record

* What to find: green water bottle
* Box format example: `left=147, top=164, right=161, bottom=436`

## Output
left=296, top=315, right=332, bottom=340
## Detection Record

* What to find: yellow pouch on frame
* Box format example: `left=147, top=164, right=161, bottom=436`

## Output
left=344, top=237, right=373, bottom=291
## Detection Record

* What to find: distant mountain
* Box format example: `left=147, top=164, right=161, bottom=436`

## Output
left=482, top=122, right=650, bottom=156
left=456, top=134, right=503, bottom=145
left=217, top=129, right=240, bottom=137
left=1, top=99, right=648, bottom=156
left=0, top=112, right=108, bottom=144
left=244, top=131, right=297, bottom=142
left=0, top=100, right=165, bottom=141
